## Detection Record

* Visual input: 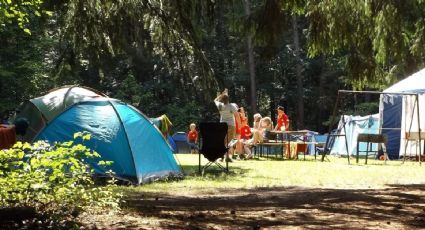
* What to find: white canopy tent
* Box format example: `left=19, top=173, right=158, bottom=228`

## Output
left=380, top=68, right=425, bottom=159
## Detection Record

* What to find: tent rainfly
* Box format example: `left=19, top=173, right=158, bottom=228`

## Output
left=15, top=86, right=106, bottom=142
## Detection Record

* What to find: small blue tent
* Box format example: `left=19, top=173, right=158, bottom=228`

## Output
left=380, top=68, right=425, bottom=159
left=35, top=98, right=182, bottom=184
left=172, top=132, right=191, bottom=153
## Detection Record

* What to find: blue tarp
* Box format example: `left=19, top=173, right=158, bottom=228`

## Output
left=330, top=114, right=380, bottom=156
left=35, top=99, right=182, bottom=184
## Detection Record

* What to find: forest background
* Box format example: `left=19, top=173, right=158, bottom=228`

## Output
left=1, top=0, right=424, bottom=133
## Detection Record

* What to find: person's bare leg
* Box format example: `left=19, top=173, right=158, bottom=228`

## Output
left=244, top=145, right=252, bottom=159
left=228, top=146, right=234, bottom=159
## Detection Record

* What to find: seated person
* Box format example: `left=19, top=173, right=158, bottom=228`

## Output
left=233, top=106, right=243, bottom=158
left=242, top=116, right=274, bottom=159
left=248, top=113, right=263, bottom=144
left=275, top=106, right=289, bottom=132
left=252, top=113, right=262, bottom=130
left=237, top=107, right=254, bottom=159
left=259, top=117, right=273, bottom=141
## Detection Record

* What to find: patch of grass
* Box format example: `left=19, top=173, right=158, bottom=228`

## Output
left=121, top=154, right=425, bottom=195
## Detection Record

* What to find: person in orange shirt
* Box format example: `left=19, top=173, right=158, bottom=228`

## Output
left=187, top=123, right=199, bottom=154
left=275, top=106, right=289, bottom=131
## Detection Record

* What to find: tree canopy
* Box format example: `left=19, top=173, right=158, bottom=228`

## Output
left=0, top=0, right=51, bottom=34
left=307, top=0, right=425, bottom=88
left=1, top=0, right=424, bottom=132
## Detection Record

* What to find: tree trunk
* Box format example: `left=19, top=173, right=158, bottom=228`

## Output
left=215, top=0, right=226, bottom=88
left=244, top=0, right=257, bottom=113
left=318, top=56, right=326, bottom=132
left=292, top=15, right=304, bottom=129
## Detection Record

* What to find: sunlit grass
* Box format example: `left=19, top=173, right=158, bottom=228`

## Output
left=121, top=154, right=425, bottom=195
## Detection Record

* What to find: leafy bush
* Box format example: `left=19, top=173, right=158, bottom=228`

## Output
left=0, top=133, right=121, bottom=227
left=164, top=101, right=203, bottom=133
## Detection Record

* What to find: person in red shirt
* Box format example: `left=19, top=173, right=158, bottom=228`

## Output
left=275, top=106, right=289, bottom=131
left=238, top=107, right=252, bottom=140
left=235, top=107, right=252, bottom=158
left=187, top=123, right=199, bottom=154
left=240, top=125, right=252, bottom=140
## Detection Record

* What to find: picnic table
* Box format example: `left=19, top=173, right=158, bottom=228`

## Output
left=259, top=130, right=320, bottom=160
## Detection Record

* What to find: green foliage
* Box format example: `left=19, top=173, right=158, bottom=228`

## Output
left=4, top=0, right=425, bottom=136
left=113, top=74, right=143, bottom=107
left=0, top=23, right=55, bottom=112
left=307, top=0, right=425, bottom=87
left=164, top=101, right=202, bottom=133
left=0, top=133, right=121, bottom=224
left=349, top=102, right=379, bottom=117
left=0, top=0, right=52, bottom=32
left=53, top=0, right=218, bottom=100
left=323, top=100, right=380, bottom=128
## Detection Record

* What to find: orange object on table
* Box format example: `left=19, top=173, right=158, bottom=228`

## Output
left=0, top=125, right=16, bottom=149
left=284, top=142, right=308, bottom=159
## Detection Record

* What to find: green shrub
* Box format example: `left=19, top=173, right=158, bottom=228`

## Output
left=0, top=132, right=121, bottom=226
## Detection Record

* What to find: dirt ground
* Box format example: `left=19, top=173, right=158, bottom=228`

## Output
left=78, top=184, right=425, bottom=230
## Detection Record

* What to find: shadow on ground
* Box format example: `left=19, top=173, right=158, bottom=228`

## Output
left=179, top=163, right=252, bottom=178
left=77, top=184, right=425, bottom=229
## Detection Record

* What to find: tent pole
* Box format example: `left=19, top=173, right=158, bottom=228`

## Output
left=108, top=101, right=140, bottom=183
left=322, top=91, right=341, bottom=162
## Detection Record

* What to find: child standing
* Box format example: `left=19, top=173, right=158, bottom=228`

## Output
left=187, top=123, right=199, bottom=154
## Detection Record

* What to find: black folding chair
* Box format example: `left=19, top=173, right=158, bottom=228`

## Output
left=198, top=122, right=229, bottom=174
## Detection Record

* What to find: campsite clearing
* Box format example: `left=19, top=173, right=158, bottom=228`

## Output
left=78, top=154, right=425, bottom=229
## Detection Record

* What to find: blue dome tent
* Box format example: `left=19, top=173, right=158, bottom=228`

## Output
left=34, top=98, right=182, bottom=184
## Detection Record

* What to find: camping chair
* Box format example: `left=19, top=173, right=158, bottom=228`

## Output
left=198, top=122, right=229, bottom=174
left=311, top=134, right=328, bottom=160
left=317, top=133, right=336, bottom=162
